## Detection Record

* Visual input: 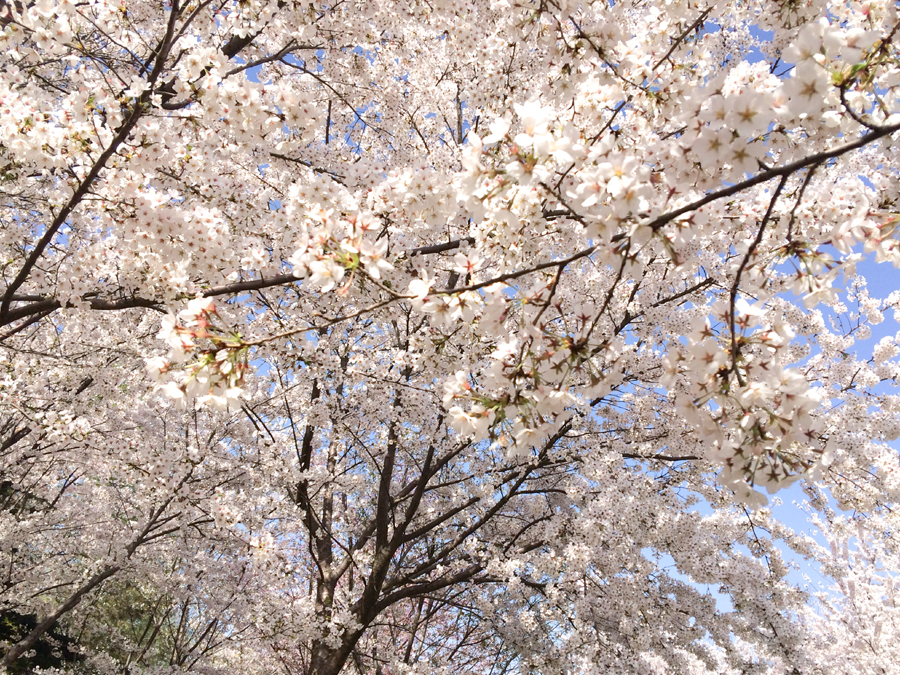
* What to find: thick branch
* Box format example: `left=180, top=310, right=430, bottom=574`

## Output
left=0, top=0, right=183, bottom=322
left=645, top=121, right=900, bottom=233
left=0, top=296, right=163, bottom=330
left=0, top=565, right=121, bottom=669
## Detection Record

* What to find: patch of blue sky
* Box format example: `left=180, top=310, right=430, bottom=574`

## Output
left=641, top=546, right=735, bottom=613
left=352, top=45, right=378, bottom=64
left=230, top=54, right=267, bottom=84
left=745, top=25, right=776, bottom=65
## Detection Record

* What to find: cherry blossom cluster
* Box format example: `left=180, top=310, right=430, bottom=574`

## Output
left=148, top=298, right=248, bottom=410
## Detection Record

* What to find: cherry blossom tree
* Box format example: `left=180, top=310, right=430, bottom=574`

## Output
left=1, top=0, right=900, bottom=673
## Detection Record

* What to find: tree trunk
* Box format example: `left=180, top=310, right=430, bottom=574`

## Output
left=309, top=631, right=364, bottom=675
